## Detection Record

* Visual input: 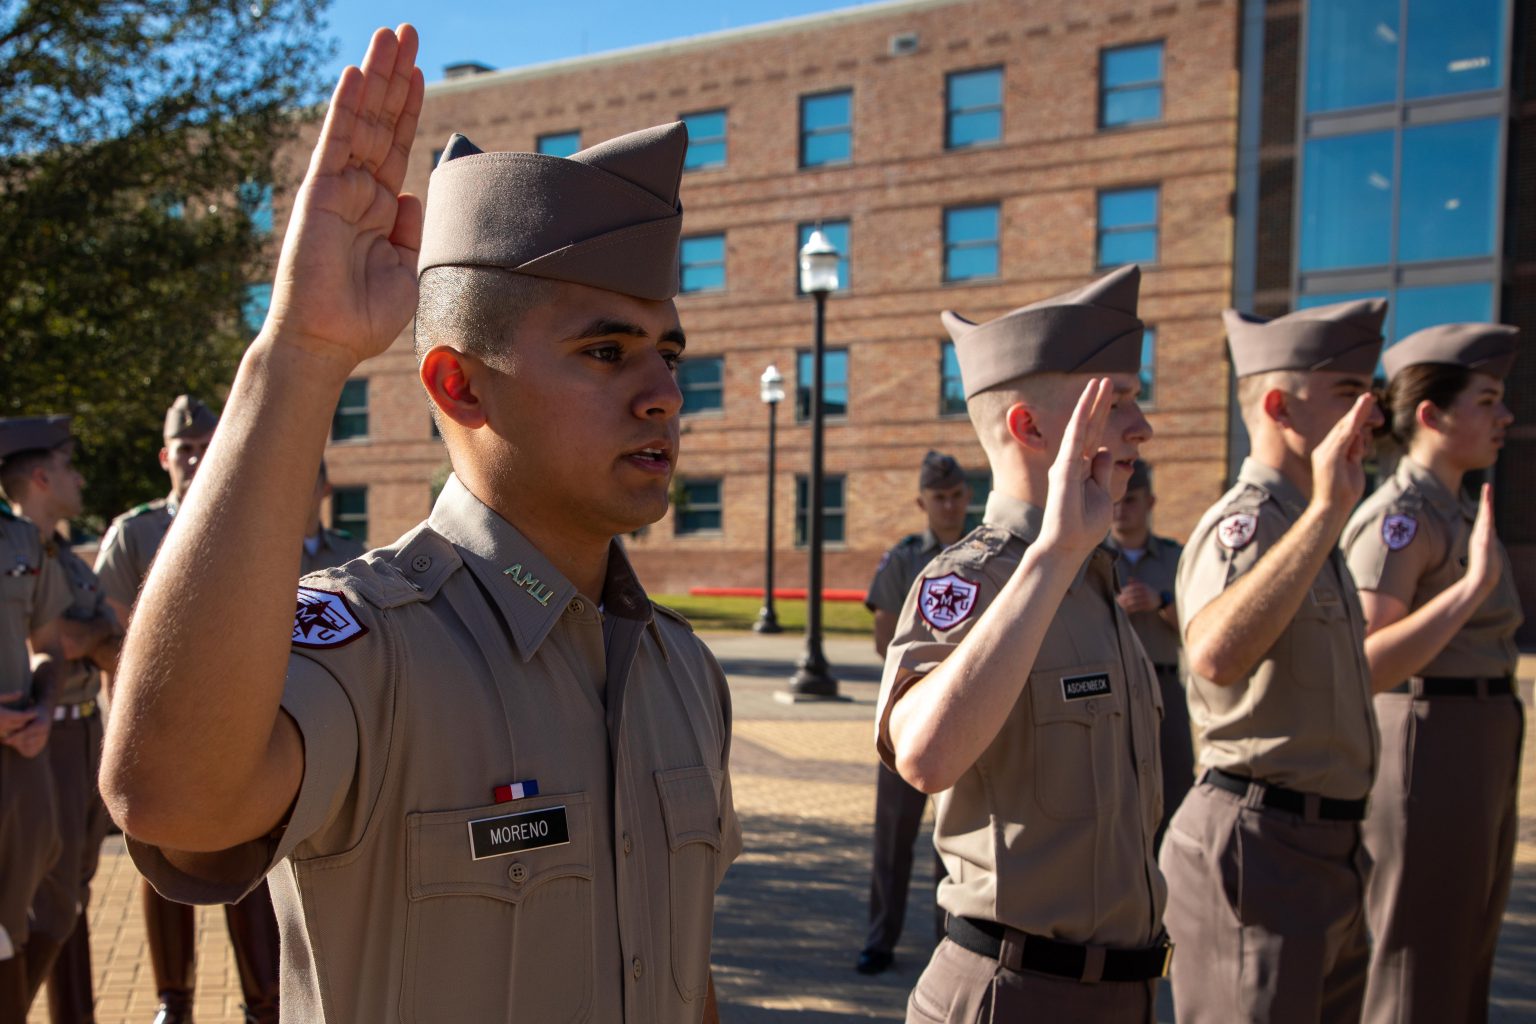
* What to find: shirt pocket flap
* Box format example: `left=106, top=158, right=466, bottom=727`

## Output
left=655, top=766, right=723, bottom=853
left=407, top=791, right=593, bottom=903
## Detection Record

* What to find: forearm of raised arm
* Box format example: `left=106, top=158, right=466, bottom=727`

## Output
left=1363, top=581, right=1487, bottom=694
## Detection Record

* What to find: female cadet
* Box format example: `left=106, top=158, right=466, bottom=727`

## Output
left=1341, top=322, right=1523, bottom=1023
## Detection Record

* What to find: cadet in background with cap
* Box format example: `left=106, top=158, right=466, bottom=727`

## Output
left=1163, top=301, right=1385, bottom=1022
left=300, top=461, right=365, bottom=576
left=102, top=26, right=739, bottom=1022
left=879, top=265, right=1167, bottom=1022
left=0, top=415, right=123, bottom=1022
left=1340, top=324, right=1523, bottom=1023
left=0, top=420, right=72, bottom=1020
left=1106, top=459, right=1192, bottom=852
left=855, top=450, right=968, bottom=976
left=95, top=394, right=281, bottom=1024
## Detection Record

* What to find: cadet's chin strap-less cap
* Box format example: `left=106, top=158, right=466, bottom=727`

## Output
left=941, top=265, right=1146, bottom=399
left=417, top=122, right=689, bottom=302
left=1223, top=299, right=1386, bottom=379
left=1381, top=322, right=1519, bottom=383
left=919, top=450, right=965, bottom=490
left=163, top=395, right=218, bottom=441
left=0, top=415, right=73, bottom=466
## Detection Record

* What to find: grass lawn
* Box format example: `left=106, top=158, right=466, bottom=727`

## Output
left=653, top=594, right=874, bottom=634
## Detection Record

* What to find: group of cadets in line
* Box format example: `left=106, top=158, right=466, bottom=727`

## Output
left=0, top=23, right=1523, bottom=1024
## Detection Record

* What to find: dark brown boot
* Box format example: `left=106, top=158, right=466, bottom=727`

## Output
left=225, top=883, right=280, bottom=1024
left=47, top=918, right=97, bottom=1024
left=141, top=879, right=195, bottom=1020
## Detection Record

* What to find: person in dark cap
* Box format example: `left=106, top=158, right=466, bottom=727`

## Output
left=877, top=265, right=1169, bottom=1021
left=0, top=415, right=123, bottom=1022
left=855, top=450, right=969, bottom=976
left=1106, top=459, right=1191, bottom=853
left=0, top=418, right=72, bottom=1020
left=1162, top=300, right=1385, bottom=1022
left=102, top=25, right=738, bottom=1023
left=1341, top=323, right=1522, bottom=1023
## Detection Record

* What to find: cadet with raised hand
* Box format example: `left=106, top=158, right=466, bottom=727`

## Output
left=102, top=25, right=740, bottom=1022
left=1341, top=324, right=1524, bottom=1023
left=1163, top=301, right=1384, bottom=1022
left=879, top=266, right=1168, bottom=1023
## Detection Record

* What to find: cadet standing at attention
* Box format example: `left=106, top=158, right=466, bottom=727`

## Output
left=1163, top=301, right=1384, bottom=1023
left=0, top=416, right=122, bottom=1023
left=1341, top=324, right=1523, bottom=1023
left=95, top=394, right=282, bottom=1024
left=0, top=427, right=71, bottom=1020
left=102, top=25, right=740, bottom=1023
left=856, top=450, right=968, bottom=976
left=879, top=265, right=1168, bottom=1023
left=300, top=461, right=365, bottom=576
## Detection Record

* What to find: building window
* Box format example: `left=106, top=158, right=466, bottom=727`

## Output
left=946, top=66, right=1003, bottom=149
left=243, top=282, right=272, bottom=335
left=1097, top=187, right=1160, bottom=267
left=944, top=204, right=1000, bottom=281
left=537, top=131, right=581, bottom=157
left=940, top=341, right=967, bottom=416
left=332, top=378, right=368, bottom=441
left=1100, top=42, right=1164, bottom=128
left=1139, top=328, right=1157, bottom=407
left=797, top=221, right=850, bottom=293
left=963, top=471, right=992, bottom=533
left=679, top=234, right=726, bottom=294
left=675, top=479, right=723, bottom=535
left=238, top=181, right=274, bottom=235
left=331, top=486, right=367, bottom=544
left=1397, top=118, right=1501, bottom=264
left=800, top=90, right=853, bottom=168
left=795, top=474, right=846, bottom=546
left=679, top=357, right=724, bottom=414
left=682, top=109, right=727, bottom=170
left=1299, top=131, right=1395, bottom=271
left=796, top=349, right=849, bottom=422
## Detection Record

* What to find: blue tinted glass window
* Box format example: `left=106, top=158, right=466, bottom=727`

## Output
left=796, top=349, right=849, bottom=422
left=1405, top=0, right=1505, bottom=100
left=679, top=357, right=723, bottom=414
left=1392, top=282, right=1494, bottom=340
left=243, top=282, right=272, bottom=334
left=1305, top=0, right=1399, bottom=112
left=794, top=475, right=846, bottom=546
left=947, top=67, right=1003, bottom=149
left=1097, top=187, right=1159, bottom=266
left=1140, top=328, right=1156, bottom=406
left=1398, top=118, right=1500, bottom=263
left=798, top=221, right=850, bottom=292
left=800, top=91, right=852, bottom=167
left=676, top=479, right=723, bottom=534
left=683, top=110, right=727, bottom=170
left=537, top=131, right=581, bottom=157
left=680, top=234, right=726, bottom=293
left=944, top=204, right=1000, bottom=281
left=1299, top=131, right=1394, bottom=271
left=238, top=182, right=274, bottom=234
left=1101, top=43, right=1164, bottom=127
left=941, top=342, right=966, bottom=415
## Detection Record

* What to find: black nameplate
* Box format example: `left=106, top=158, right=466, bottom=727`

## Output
left=1061, top=672, right=1112, bottom=701
left=467, top=805, right=570, bottom=861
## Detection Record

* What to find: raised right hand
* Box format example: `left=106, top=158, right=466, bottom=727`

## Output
left=1038, top=377, right=1116, bottom=558
left=1309, top=392, right=1376, bottom=518
left=263, top=25, right=426, bottom=371
left=1462, top=483, right=1502, bottom=599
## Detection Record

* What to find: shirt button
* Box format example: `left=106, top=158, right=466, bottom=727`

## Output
left=411, top=554, right=432, bottom=573
left=569, top=599, right=585, bottom=615
left=508, top=862, right=528, bottom=884
left=632, top=956, right=643, bottom=980
left=622, top=832, right=633, bottom=855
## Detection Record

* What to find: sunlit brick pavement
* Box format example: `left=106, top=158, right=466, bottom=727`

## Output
left=30, top=639, right=1536, bottom=1022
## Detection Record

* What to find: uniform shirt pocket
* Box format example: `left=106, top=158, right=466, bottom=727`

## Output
left=656, top=766, right=723, bottom=1002
left=1028, top=662, right=1124, bottom=821
left=402, top=792, right=595, bottom=1024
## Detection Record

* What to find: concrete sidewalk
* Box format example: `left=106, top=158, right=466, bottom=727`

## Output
left=29, top=636, right=1536, bottom=1021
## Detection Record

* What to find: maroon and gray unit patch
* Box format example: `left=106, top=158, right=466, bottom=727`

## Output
left=292, top=586, right=368, bottom=649
left=918, top=572, right=980, bottom=631
left=1216, top=512, right=1258, bottom=551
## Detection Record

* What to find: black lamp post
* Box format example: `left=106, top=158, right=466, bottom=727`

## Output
left=753, top=364, right=784, bottom=634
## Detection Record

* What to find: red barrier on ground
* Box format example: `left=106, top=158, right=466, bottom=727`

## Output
left=689, top=586, right=868, bottom=603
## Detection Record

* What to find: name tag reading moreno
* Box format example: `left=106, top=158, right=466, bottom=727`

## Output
left=1061, top=672, right=1113, bottom=701
left=467, top=805, right=571, bottom=861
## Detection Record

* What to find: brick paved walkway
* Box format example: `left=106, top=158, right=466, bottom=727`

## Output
left=28, top=637, right=1536, bottom=1022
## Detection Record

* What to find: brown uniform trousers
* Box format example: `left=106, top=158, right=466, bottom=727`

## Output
left=1344, top=456, right=1525, bottom=1023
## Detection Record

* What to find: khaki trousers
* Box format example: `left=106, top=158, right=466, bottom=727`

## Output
left=1361, top=691, right=1523, bottom=1024
left=31, top=714, right=110, bottom=942
left=866, top=762, right=946, bottom=955
left=906, top=938, right=1156, bottom=1023
left=0, top=742, right=60, bottom=955
left=1160, top=782, right=1370, bottom=1024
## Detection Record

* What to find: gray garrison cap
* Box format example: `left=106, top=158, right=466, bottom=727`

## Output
left=941, top=265, right=1145, bottom=399
left=1223, top=299, right=1386, bottom=379
left=919, top=451, right=965, bottom=490
left=1126, top=458, right=1152, bottom=493
left=0, top=415, right=72, bottom=464
left=1381, top=322, right=1519, bottom=382
left=163, top=395, right=218, bottom=441
left=418, top=122, right=688, bottom=302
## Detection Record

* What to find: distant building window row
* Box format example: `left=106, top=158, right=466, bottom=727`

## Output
left=673, top=475, right=846, bottom=545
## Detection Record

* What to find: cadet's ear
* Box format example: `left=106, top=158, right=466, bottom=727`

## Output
left=1261, top=387, right=1292, bottom=431
left=157, top=447, right=171, bottom=473
left=420, top=346, right=489, bottom=430
left=1004, top=401, right=1048, bottom=452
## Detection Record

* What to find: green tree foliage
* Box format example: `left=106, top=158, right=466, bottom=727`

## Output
left=0, top=0, right=331, bottom=530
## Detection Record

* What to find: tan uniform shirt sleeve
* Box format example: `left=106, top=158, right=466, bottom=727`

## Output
left=93, top=519, right=144, bottom=610
left=1177, top=499, right=1272, bottom=636
left=32, top=545, right=72, bottom=632
left=1343, top=499, right=1441, bottom=605
left=865, top=540, right=916, bottom=614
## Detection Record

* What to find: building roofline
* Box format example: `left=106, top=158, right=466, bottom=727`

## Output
left=425, top=0, right=967, bottom=95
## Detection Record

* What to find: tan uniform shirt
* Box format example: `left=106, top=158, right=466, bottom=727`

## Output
left=93, top=498, right=175, bottom=609
left=299, top=527, right=366, bottom=577
left=50, top=537, right=110, bottom=706
left=1178, top=458, right=1378, bottom=801
left=0, top=511, right=71, bottom=697
left=875, top=492, right=1166, bottom=948
left=1106, top=533, right=1183, bottom=669
left=1343, top=456, right=1521, bottom=679
left=130, top=475, right=742, bottom=1023
left=865, top=530, right=943, bottom=614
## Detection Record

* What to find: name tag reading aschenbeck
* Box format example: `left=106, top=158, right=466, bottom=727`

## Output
left=467, top=805, right=571, bottom=861
left=1061, top=672, right=1113, bottom=701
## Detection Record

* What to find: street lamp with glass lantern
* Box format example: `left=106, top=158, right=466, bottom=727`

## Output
left=754, top=364, right=785, bottom=634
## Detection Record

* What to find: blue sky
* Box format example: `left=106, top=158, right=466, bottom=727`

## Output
left=320, top=0, right=880, bottom=83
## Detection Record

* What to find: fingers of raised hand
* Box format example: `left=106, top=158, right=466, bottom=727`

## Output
left=1058, top=378, right=1111, bottom=475
left=312, top=26, right=421, bottom=188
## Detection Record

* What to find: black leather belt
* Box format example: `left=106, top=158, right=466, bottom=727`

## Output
left=1204, top=767, right=1367, bottom=822
left=1389, top=675, right=1514, bottom=698
left=946, top=915, right=1172, bottom=982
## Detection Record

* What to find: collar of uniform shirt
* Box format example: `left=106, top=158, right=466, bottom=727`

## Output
left=1396, top=453, right=1463, bottom=520
left=1237, top=456, right=1309, bottom=519
left=982, top=490, right=1098, bottom=592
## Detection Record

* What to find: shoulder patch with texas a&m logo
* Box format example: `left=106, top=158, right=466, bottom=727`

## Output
left=1216, top=511, right=1258, bottom=551
left=1381, top=513, right=1417, bottom=551
left=918, top=572, right=980, bottom=631
left=292, top=586, right=368, bottom=649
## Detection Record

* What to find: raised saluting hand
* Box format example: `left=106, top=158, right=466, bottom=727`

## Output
left=1039, top=377, right=1118, bottom=558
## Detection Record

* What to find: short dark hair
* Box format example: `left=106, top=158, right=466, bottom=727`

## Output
left=1383, top=362, right=1473, bottom=445
left=0, top=447, right=59, bottom=503
left=413, top=266, right=556, bottom=364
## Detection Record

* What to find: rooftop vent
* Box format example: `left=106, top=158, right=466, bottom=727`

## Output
left=444, top=61, right=494, bottom=80
left=889, top=32, right=920, bottom=56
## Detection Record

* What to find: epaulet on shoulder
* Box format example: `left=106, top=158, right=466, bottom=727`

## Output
left=126, top=502, right=156, bottom=519
left=306, top=528, right=460, bottom=611
left=900, top=532, right=924, bottom=548
left=651, top=602, right=695, bottom=633
left=943, top=523, right=1006, bottom=566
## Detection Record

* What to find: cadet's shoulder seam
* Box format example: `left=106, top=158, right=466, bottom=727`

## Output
left=932, top=524, right=1005, bottom=571
left=652, top=602, right=694, bottom=632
